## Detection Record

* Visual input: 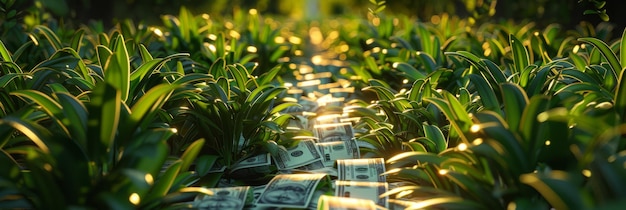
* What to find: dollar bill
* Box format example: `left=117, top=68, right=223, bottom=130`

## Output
left=337, top=158, right=386, bottom=182
left=317, top=140, right=360, bottom=167
left=334, top=180, right=388, bottom=208
left=272, top=139, right=322, bottom=169
left=231, top=153, right=271, bottom=171
left=295, top=159, right=326, bottom=171
left=256, top=173, right=327, bottom=208
left=194, top=186, right=250, bottom=210
left=314, top=122, right=355, bottom=142
left=317, top=195, right=377, bottom=210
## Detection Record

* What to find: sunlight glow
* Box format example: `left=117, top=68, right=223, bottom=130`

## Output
left=472, top=138, right=483, bottom=145
left=311, top=55, right=323, bottom=65
left=206, top=43, right=216, bottom=52
left=297, top=80, right=321, bottom=87
left=145, top=174, right=154, bottom=185
left=438, top=169, right=449, bottom=175
left=582, top=169, right=592, bottom=177
left=309, top=27, right=323, bottom=45
left=457, top=143, right=468, bottom=151
left=289, top=36, right=302, bottom=44
left=129, top=193, right=140, bottom=205
left=43, top=163, right=52, bottom=171
left=249, top=9, right=258, bottom=15
left=246, top=46, right=257, bottom=53
left=470, top=124, right=481, bottom=133
left=229, top=30, right=241, bottom=39
left=573, top=45, right=580, bottom=54
left=152, top=28, right=163, bottom=37
left=274, top=36, right=285, bottom=44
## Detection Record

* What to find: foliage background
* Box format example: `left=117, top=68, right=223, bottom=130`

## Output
left=12, top=0, right=626, bottom=27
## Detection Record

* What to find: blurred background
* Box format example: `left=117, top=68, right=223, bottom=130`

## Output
left=4, top=0, right=626, bottom=32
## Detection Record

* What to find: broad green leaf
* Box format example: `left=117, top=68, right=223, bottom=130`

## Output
left=423, top=124, right=447, bottom=153
left=70, top=28, right=85, bottom=53
left=49, top=91, right=87, bottom=143
left=128, top=83, right=179, bottom=133
left=525, top=65, right=551, bottom=97
left=482, top=59, right=507, bottom=85
left=0, top=116, right=52, bottom=153
left=500, top=83, right=528, bottom=132
left=180, top=139, right=205, bottom=173
left=97, top=45, right=112, bottom=72
left=444, top=91, right=473, bottom=133
left=387, top=151, right=445, bottom=168
left=33, top=25, right=63, bottom=51
left=364, top=56, right=381, bottom=75
left=473, top=111, right=531, bottom=174
left=138, top=44, right=154, bottom=63
left=616, top=70, right=626, bottom=121
left=257, top=64, right=282, bottom=87
left=0, top=73, right=28, bottom=88
left=578, top=37, right=621, bottom=83
left=417, top=51, right=437, bottom=73
left=562, top=69, right=598, bottom=83
left=0, top=40, right=13, bottom=62
left=227, top=64, right=248, bottom=92
left=10, top=89, right=66, bottom=131
left=106, top=34, right=131, bottom=102
left=425, top=95, right=471, bottom=144
left=510, top=34, right=530, bottom=77
left=468, top=74, right=501, bottom=114
left=394, top=61, right=426, bottom=81
left=87, top=83, right=121, bottom=163
left=520, top=171, right=587, bottom=210
left=142, top=160, right=182, bottom=208
left=518, top=95, right=549, bottom=158
left=445, top=51, right=485, bottom=70
left=619, top=28, right=626, bottom=68
left=195, top=155, right=218, bottom=176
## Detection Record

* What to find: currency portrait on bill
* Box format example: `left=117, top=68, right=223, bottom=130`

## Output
left=256, top=174, right=326, bottom=208
left=272, top=139, right=322, bottom=169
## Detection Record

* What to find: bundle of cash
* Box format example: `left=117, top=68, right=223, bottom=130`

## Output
left=335, top=180, right=388, bottom=208
left=193, top=186, right=251, bottom=210
left=337, top=158, right=386, bottom=182
left=317, top=140, right=360, bottom=167
left=314, top=122, right=355, bottom=142
left=271, top=139, right=322, bottom=170
left=317, top=195, right=377, bottom=210
left=255, top=173, right=327, bottom=209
